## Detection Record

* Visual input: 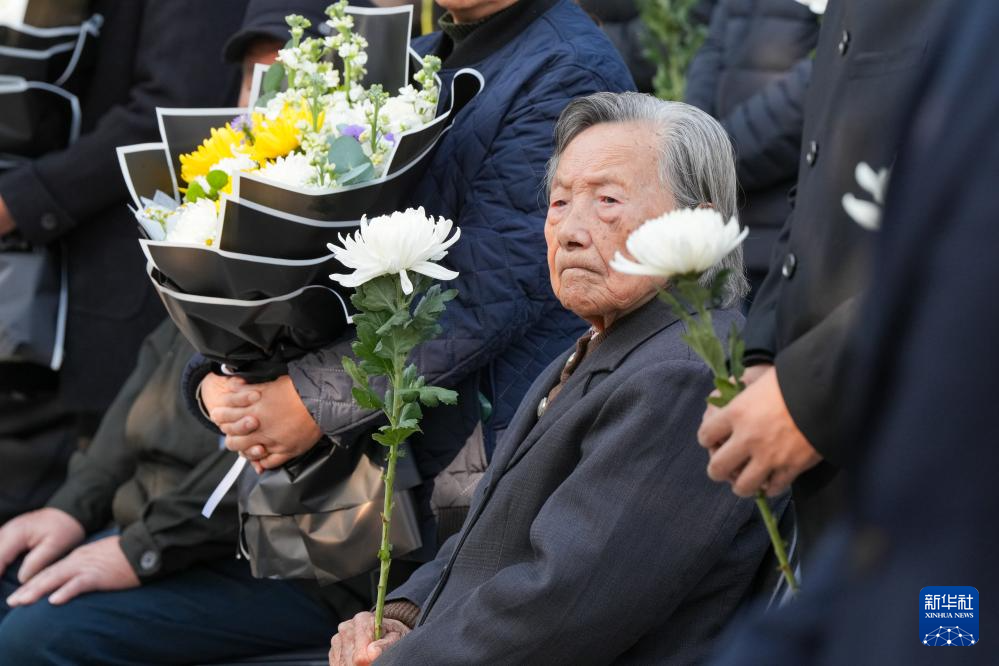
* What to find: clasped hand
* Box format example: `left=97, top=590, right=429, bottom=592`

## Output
left=200, top=373, right=322, bottom=473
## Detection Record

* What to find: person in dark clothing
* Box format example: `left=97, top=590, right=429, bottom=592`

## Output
left=711, top=2, right=999, bottom=662
left=684, top=0, right=819, bottom=302
left=0, top=321, right=341, bottom=663
left=189, top=0, right=635, bottom=561
left=330, top=93, right=770, bottom=666
left=696, top=0, right=949, bottom=558
left=578, top=0, right=655, bottom=92
left=0, top=0, right=242, bottom=522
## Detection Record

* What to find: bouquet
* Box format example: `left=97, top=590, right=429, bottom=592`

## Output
left=117, top=1, right=483, bottom=378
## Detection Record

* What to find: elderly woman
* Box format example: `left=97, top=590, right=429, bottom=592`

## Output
left=328, top=92, right=779, bottom=665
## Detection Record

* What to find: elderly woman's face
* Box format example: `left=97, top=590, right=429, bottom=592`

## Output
left=545, top=122, right=674, bottom=329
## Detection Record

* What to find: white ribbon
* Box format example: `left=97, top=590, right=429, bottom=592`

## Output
left=202, top=455, right=246, bottom=519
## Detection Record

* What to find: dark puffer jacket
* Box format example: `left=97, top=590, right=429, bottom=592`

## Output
left=684, top=0, right=819, bottom=274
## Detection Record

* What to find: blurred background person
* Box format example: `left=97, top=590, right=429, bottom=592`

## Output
left=711, top=2, right=999, bottom=662
left=696, top=0, right=948, bottom=564
left=0, top=4, right=367, bottom=664
left=0, top=0, right=241, bottom=524
left=684, top=0, right=820, bottom=304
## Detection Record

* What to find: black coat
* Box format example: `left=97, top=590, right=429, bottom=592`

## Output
left=711, top=3, right=999, bottom=662
left=0, top=0, right=242, bottom=412
left=46, top=320, right=238, bottom=581
left=684, top=0, right=819, bottom=273
left=741, top=0, right=948, bottom=544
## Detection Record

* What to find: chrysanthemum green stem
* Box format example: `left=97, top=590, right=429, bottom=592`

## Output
left=755, top=490, right=799, bottom=594
left=373, top=355, right=405, bottom=641
left=658, top=277, right=799, bottom=596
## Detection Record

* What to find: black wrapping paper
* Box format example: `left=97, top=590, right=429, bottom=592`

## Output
left=116, top=143, right=176, bottom=206
left=216, top=197, right=360, bottom=260
left=149, top=264, right=351, bottom=371
left=141, top=239, right=344, bottom=301
left=156, top=107, right=246, bottom=189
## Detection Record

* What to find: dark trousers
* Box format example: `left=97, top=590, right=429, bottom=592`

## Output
left=0, top=544, right=337, bottom=665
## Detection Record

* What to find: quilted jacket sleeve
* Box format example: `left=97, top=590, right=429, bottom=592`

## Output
left=288, top=62, right=631, bottom=440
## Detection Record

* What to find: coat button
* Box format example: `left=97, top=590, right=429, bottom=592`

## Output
left=781, top=253, right=797, bottom=279
left=838, top=30, right=850, bottom=56
left=805, top=140, right=819, bottom=166
left=40, top=213, right=59, bottom=231
left=139, top=550, right=159, bottom=571
left=537, top=396, right=548, bottom=419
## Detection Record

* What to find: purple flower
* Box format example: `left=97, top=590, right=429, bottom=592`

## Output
left=341, top=124, right=366, bottom=141
left=383, top=132, right=396, bottom=145
left=231, top=113, right=253, bottom=134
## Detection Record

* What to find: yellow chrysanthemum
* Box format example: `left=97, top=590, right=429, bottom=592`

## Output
left=249, top=102, right=319, bottom=163
left=179, top=125, right=246, bottom=184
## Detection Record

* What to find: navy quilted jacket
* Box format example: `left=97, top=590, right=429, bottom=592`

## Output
left=183, top=0, right=635, bottom=473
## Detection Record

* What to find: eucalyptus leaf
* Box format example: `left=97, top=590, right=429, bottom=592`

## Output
left=327, top=135, right=372, bottom=175
left=262, top=62, right=286, bottom=94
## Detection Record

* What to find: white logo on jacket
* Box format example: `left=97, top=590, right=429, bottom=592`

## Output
left=843, top=162, right=891, bottom=231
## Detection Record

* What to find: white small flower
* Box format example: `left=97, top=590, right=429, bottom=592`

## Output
left=610, top=208, right=748, bottom=278
left=165, top=199, right=220, bottom=247
left=843, top=161, right=890, bottom=231
left=210, top=153, right=257, bottom=180
left=256, top=152, right=319, bottom=189
left=795, top=0, right=827, bottom=14
left=329, top=207, right=460, bottom=294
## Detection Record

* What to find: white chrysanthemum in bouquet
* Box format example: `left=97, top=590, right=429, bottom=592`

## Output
left=165, top=199, right=220, bottom=247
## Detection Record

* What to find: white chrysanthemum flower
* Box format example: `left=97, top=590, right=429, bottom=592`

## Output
left=165, top=199, right=220, bottom=247
left=795, top=0, right=826, bottom=14
left=256, top=152, right=319, bottom=190
left=210, top=152, right=257, bottom=179
left=329, top=207, right=460, bottom=294
left=610, top=208, right=748, bottom=278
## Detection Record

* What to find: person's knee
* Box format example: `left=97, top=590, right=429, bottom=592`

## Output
left=0, top=601, right=91, bottom=665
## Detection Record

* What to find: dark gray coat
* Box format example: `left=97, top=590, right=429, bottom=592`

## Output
left=379, top=299, right=779, bottom=665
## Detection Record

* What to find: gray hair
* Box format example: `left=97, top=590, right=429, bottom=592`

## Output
left=545, top=92, right=749, bottom=307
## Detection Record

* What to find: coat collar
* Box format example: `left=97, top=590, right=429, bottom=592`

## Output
left=429, top=0, right=562, bottom=70
left=492, top=296, right=684, bottom=476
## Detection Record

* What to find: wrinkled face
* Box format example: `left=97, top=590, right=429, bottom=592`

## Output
left=545, top=122, right=675, bottom=328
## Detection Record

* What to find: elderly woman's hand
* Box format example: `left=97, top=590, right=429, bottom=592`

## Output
left=329, top=612, right=410, bottom=666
